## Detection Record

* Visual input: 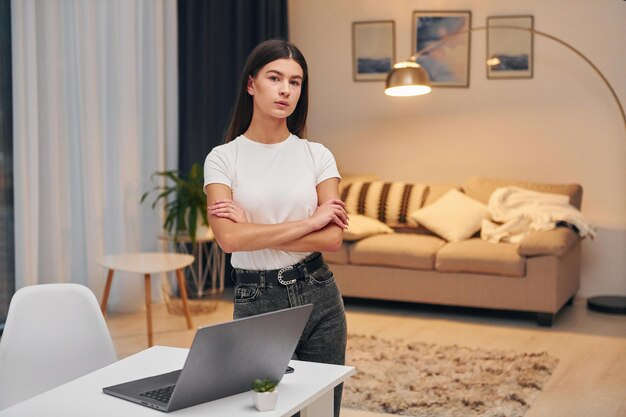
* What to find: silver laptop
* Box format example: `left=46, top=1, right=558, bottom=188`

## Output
left=103, top=304, right=313, bottom=412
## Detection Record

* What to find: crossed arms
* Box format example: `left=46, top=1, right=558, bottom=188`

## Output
left=204, top=178, right=348, bottom=254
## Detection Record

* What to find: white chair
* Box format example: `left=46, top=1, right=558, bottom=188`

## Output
left=0, top=283, right=118, bottom=410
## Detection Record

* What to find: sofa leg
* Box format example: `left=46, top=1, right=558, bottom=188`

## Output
left=565, top=296, right=575, bottom=306
left=537, top=313, right=555, bottom=327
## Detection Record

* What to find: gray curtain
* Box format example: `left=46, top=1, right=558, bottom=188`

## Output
left=0, top=0, right=14, bottom=330
left=177, top=0, right=289, bottom=175
left=177, top=0, right=289, bottom=289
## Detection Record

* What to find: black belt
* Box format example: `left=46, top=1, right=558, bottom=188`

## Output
left=234, top=252, right=325, bottom=286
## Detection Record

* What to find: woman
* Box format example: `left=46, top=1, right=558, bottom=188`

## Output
left=203, top=39, right=348, bottom=416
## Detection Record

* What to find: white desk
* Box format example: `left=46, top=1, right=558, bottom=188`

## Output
left=0, top=346, right=355, bottom=417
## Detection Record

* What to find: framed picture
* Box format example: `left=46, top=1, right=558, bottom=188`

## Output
left=352, top=20, right=395, bottom=81
left=412, top=11, right=471, bottom=88
left=487, top=15, right=534, bottom=79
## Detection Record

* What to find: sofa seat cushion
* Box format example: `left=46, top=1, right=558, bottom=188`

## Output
left=322, top=243, right=351, bottom=265
left=349, top=234, right=446, bottom=270
left=436, top=239, right=526, bottom=277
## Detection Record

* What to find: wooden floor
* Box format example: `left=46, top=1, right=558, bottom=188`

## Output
left=106, top=290, right=626, bottom=417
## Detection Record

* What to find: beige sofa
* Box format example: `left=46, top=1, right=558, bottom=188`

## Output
left=324, top=177, right=584, bottom=326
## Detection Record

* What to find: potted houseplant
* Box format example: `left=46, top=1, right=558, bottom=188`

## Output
left=140, top=163, right=209, bottom=243
left=251, top=378, right=278, bottom=411
left=141, top=163, right=219, bottom=309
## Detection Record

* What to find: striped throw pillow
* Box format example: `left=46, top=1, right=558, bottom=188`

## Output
left=341, top=181, right=429, bottom=228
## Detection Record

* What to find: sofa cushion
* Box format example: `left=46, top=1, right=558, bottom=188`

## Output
left=322, top=242, right=351, bottom=265
left=423, top=183, right=462, bottom=206
left=436, top=239, right=526, bottom=277
left=349, top=233, right=446, bottom=270
left=338, top=173, right=378, bottom=195
left=518, top=227, right=580, bottom=257
left=464, top=176, right=583, bottom=210
left=344, top=214, right=394, bottom=241
left=410, top=189, right=489, bottom=242
left=341, top=180, right=428, bottom=228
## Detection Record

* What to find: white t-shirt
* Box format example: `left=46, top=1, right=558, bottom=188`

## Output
left=204, top=134, right=341, bottom=270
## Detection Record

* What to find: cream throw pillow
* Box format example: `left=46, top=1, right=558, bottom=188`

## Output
left=410, top=189, right=489, bottom=242
left=344, top=214, right=394, bottom=241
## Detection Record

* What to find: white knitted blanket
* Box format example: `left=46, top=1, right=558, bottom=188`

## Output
left=481, top=186, right=595, bottom=243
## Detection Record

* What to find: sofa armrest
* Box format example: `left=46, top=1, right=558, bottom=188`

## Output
left=518, top=228, right=580, bottom=257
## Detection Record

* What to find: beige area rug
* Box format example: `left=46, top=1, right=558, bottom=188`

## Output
left=344, top=335, right=559, bottom=417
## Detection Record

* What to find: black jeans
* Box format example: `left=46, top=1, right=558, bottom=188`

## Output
left=233, top=254, right=347, bottom=417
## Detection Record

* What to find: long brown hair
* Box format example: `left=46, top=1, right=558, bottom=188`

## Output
left=224, top=39, right=309, bottom=142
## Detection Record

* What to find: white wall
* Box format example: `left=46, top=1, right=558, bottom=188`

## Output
left=289, top=0, right=626, bottom=298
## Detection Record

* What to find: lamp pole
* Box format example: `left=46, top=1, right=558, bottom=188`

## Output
left=387, top=25, right=626, bottom=314
left=388, top=25, right=626, bottom=133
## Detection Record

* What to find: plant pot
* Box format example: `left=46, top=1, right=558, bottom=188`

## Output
left=194, top=222, right=213, bottom=241
left=252, top=389, right=278, bottom=411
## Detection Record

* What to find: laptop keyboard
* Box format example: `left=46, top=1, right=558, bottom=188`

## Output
left=139, top=384, right=175, bottom=403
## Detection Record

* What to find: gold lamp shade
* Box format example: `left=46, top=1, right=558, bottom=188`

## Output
left=384, top=61, right=432, bottom=97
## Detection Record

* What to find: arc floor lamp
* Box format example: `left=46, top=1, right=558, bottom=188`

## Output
left=385, top=25, right=626, bottom=315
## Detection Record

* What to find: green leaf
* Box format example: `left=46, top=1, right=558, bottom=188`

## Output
left=141, top=163, right=208, bottom=243
left=251, top=378, right=277, bottom=392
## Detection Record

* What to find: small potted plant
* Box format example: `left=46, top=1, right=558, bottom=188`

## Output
left=251, top=378, right=278, bottom=411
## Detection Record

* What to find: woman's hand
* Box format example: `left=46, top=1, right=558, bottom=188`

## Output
left=208, top=199, right=248, bottom=223
left=309, top=199, right=349, bottom=231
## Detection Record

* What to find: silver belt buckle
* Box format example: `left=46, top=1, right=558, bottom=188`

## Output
left=277, top=265, right=297, bottom=285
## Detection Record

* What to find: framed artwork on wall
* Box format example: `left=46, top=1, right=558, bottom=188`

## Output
left=487, top=15, right=534, bottom=79
left=412, top=10, right=472, bottom=88
left=352, top=20, right=395, bottom=82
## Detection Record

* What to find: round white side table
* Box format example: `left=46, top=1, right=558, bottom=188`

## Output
left=97, top=252, right=195, bottom=347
